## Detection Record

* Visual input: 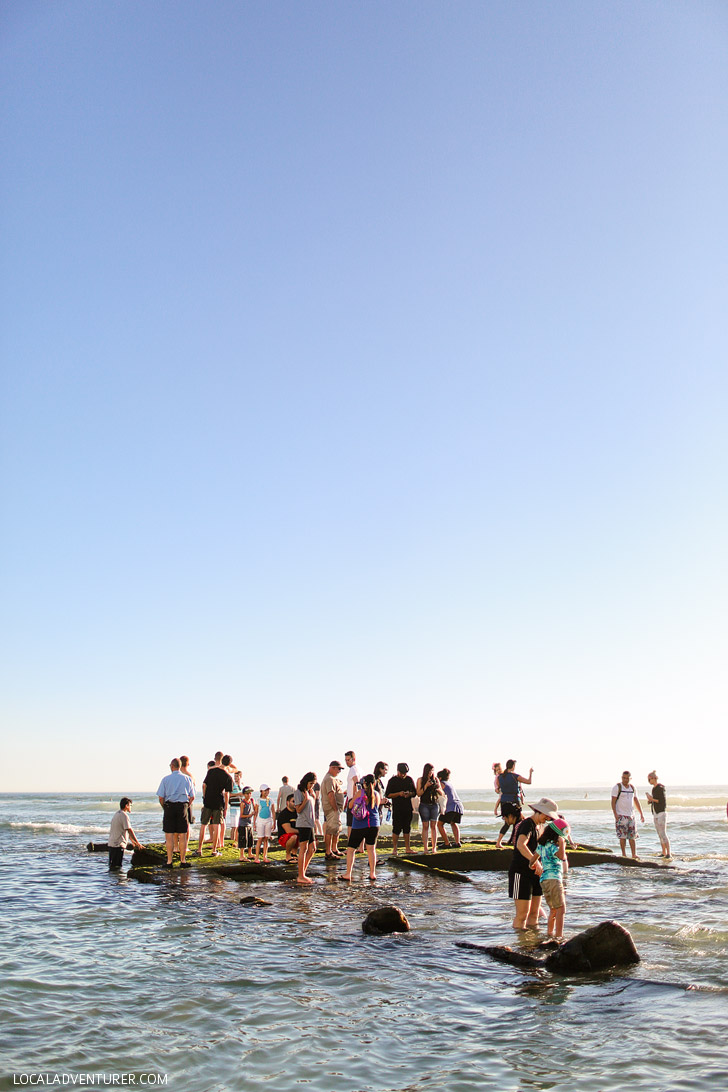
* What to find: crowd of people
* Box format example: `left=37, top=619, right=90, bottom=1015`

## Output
left=106, top=755, right=673, bottom=941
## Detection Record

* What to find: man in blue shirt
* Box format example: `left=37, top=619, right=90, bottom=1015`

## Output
left=157, top=758, right=195, bottom=868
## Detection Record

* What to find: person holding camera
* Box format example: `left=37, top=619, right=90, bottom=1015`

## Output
left=416, top=763, right=442, bottom=854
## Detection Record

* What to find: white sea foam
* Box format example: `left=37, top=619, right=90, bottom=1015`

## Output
left=4, top=821, right=108, bottom=836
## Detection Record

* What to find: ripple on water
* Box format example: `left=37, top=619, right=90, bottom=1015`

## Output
left=2, top=809, right=728, bottom=1092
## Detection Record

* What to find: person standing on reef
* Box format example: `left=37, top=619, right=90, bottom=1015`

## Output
left=344, top=750, right=359, bottom=836
left=611, top=770, right=644, bottom=858
left=385, top=762, right=417, bottom=856
left=156, top=758, right=195, bottom=868
left=344, top=773, right=381, bottom=882
left=196, top=754, right=233, bottom=857
left=321, top=760, right=345, bottom=860
left=293, top=772, right=318, bottom=884
left=179, top=756, right=196, bottom=825
left=645, top=771, right=671, bottom=858
left=276, top=776, right=292, bottom=814
left=228, top=769, right=244, bottom=842
left=495, top=760, right=533, bottom=848
left=416, top=763, right=443, bottom=854
left=108, top=798, right=144, bottom=870
left=437, top=768, right=464, bottom=848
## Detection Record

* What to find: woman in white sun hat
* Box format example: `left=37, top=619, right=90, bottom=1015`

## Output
left=508, top=796, right=559, bottom=930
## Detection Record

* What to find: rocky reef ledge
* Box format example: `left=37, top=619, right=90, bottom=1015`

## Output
left=84, top=835, right=674, bottom=882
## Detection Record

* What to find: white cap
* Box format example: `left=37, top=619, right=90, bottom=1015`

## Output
left=260, top=783, right=270, bottom=791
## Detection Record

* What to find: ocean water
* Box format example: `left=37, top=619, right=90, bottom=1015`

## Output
left=1, top=787, right=727, bottom=1092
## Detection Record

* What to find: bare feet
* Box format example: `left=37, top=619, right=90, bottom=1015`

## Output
left=297, top=876, right=314, bottom=885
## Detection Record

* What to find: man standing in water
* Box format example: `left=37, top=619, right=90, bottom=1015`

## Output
left=108, top=798, right=144, bottom=870
left=611, top=770, right=644, bottom=858
left=646, top=771, right=671, bottom=858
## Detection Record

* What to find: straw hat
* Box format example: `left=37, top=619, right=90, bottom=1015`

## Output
left=528, top=797, right=559, bottom=820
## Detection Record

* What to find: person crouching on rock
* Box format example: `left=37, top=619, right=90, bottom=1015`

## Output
left=277, top=793, right=299, bottom=863
left=508, top=797, right=556, bottom=929
left=537, top=816, right=569, bottom=939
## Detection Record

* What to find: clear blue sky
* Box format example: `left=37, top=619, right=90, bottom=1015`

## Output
left=2, top=1, right=727, bottom=792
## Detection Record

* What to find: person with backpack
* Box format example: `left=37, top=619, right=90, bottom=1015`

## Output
left=344, top=773, right=381, bottom=881
left=611, top=770, right=644, bottom=858
left=495, top=759, right=533, bottom=848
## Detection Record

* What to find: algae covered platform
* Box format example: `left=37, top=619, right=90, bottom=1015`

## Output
left=113, top=836, right=671, bottom=883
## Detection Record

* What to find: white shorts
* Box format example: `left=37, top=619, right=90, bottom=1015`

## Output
left=255, top=818, right=274, bottom=839
left=653, top=812, right=667, bottom=838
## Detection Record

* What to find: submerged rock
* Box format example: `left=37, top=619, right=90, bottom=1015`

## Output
left=456, top=920, right=640, bottom=974
left=362, top=906, right=411, bottom=935
left=545, top=920, right=640, bottom=972
left=239, top=896, right=272, bottom=907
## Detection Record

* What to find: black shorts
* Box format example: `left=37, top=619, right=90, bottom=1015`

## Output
left=347, top=827, right=379, bottom=849
left=508, top=869, right=542, bottom=900
left=108, top=846, right=124, bottom=869
left=392, top=811, right=412, bottom=836
left=237, top=825, right=253, bottom=848
left=162, top=802, right=189, bottom=834
left=442, top=810, right=463, bottom=825
left=297, top=826, right=315, bottom=844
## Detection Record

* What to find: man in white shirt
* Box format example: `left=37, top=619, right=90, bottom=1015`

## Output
left=108, top=798, right=144, bottom=870
left=611, top=770, right=644, bottom=858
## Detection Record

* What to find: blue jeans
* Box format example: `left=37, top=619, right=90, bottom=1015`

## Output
left=419, top=803, right=440, bottom=823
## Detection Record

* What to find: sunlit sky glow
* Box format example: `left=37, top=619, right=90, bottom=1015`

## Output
left=2, top=1, right=727, bottom=792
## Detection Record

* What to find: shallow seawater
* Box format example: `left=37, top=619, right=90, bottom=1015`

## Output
left=1, top=790, right=727, bottom=1092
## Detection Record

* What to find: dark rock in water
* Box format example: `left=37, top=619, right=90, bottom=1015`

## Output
left=362, top=906, right=411, bottom=935
left=239, top=896, right=272, bottom=907
left=127, top=868, right=161, bottom=884
left=456, top=920, right=640, bottom=975
left=87, top=842, right=110, bottom=853
left=544, top=920, right=640, bottom=973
